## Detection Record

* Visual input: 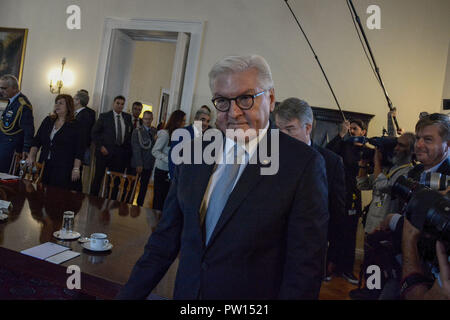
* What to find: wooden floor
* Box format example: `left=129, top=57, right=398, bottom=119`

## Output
left=135, top=181, right=364, bottom=300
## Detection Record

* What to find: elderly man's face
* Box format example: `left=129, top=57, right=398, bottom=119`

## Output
left=212, top=68, right=274, bottom=138
left=0, top=79, right=18, bottom=99
left=415, top=124, right=449, bottom=169
left=275, top=116, right=312, bottom=145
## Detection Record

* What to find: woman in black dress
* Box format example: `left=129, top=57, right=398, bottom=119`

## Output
left=26, top=94, right=83, bottom=190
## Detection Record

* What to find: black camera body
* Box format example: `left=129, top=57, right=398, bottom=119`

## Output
left=392, top=175, right=450, bottom=263
left=346, top=136, right=397, bottom=168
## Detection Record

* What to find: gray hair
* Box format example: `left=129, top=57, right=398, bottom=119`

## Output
left=194, top=109, right=210, bottom=120
left=75, top=89, right=89, bottom=107
left=0, top=74, right=19, bottom=89
left=273, top=97, right=313, bottom=126
left=208, top=55, right=274, bottom=92
left=400, top=132, right=416, bottom=153
left=415, top=113, right=450, bottom=141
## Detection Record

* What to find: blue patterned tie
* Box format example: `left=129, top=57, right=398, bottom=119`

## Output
left=205, top=144, right=247, bottom=245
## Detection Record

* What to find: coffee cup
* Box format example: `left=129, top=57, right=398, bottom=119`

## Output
left=90, top=233, right=109, bottom=250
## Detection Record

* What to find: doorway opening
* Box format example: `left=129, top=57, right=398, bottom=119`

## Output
left=93, top=18, right=204, bottom=123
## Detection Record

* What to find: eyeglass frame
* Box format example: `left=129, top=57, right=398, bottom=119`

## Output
left=211, top=89, right=270, bottom=112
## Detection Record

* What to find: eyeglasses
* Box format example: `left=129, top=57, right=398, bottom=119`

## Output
left=211, top=90, right=269, bottom=112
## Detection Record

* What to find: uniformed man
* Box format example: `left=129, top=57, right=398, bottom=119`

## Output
left=0, top=74, right=34, bottom=173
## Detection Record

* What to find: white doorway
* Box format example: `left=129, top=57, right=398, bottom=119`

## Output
left=93, top=18, right=204, bottom=121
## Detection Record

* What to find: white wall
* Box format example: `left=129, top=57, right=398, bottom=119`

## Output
left=127, top=41, right=176, bottom=126
left=0, top=0, right=449, bottom=136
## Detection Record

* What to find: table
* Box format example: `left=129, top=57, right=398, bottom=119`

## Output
left=0, top=180, right=178, bottom=299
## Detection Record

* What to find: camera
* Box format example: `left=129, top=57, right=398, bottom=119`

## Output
left=423, top=172, right=450, bottom=191
left=346, top=136, right=397, bottom=167
left=392, top=175, right=450, bottom=263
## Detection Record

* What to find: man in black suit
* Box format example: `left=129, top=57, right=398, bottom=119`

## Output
left=326, top=118, right=367, bottom=284
left=117, top=55, right=329, bottom=300
left=90, top=95, right=133, bottom=197
left=273, top=97, right=346, bottom=282
left=73, top=89, right=96, bottom=192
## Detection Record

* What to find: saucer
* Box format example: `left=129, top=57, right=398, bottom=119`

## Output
left=81, top=242, right=113, bottom=252
left=53, top=230, right=81, bottom=240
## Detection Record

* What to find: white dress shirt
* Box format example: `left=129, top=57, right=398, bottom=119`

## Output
left=113, top=110, right=125, bottom=143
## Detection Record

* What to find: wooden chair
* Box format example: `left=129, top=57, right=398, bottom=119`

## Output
left=8, top=152, right=23, bottom=176
left=100, top=168, right=140, bottom=204
left=22, top=162, right=45, bottom=184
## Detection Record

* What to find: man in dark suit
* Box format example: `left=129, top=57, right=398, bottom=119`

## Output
left=273, top=97, right=346, bottom=282
left=90, top=95, right=133, bottom=197
left=117, top=55, right=329, bottom=300
left=0, top=74, right=34, bottom=173
left=131, top=111, right=157, bottom=206
left=73, top=89, right=96, bottom=192
left=326, top=118, right=367, bottom=284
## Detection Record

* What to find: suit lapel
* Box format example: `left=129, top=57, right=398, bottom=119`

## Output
left=205, top=129, right=274, bottom=249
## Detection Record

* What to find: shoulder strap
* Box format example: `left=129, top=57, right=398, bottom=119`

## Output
left=18, top=97, right=32, bottom=110
left=386, top=163, right=413, bottom=180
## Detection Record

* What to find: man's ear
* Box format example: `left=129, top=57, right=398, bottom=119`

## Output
left=269, top=88, right=275, bottom=112
left=305, top=123, right=313, bottom=136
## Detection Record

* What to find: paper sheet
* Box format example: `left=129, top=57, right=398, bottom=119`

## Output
left=0, top=173, right=20, bottom=180
left=20, top=242, right=70, bottom=260
left=45, top=250, right=80, bottom=264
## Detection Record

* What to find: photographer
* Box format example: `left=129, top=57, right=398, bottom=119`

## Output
left=379, top=113, right=450, bottom=299
left=326, top=119, right=367, bottom=284
left=402, top=218, right=450, bottom=299
left=357, top=133, right=415, bottom=234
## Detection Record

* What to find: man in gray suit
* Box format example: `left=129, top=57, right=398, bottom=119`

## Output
left=131, top=111, right=157, bottom=206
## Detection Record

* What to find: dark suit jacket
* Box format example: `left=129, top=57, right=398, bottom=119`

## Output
left=32, top=116, right=84, bottom=165
left=0, top=92, right=34, bottom=152
left=91, top=110, right=133, bottom=157
left=313, top=144, right=346, bottom=241
left=117, top=128, right=329, bottom=300
left=75, top=107, right=96, bottom=149
left=327, top=134, right=363, bottom=213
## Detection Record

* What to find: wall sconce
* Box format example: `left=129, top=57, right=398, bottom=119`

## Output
left=48, top=58, right=74, bottom=94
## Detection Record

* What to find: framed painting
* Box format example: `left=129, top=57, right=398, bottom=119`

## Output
left=0, top=28, right=28, bottom=89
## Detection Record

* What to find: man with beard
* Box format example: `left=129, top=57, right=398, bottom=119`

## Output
left=349, top=132, right=416, bottom=300
left=356, top=132, right=416, bottom=234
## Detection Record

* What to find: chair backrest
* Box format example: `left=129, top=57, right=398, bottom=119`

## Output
left=8, top=152, right=22, bottom=175
left=22, top=162, right=45, bottom=184
left=100, top=168, right=140, bottom=204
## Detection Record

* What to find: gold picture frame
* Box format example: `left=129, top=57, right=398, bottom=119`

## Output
left=0, top=27, right=28, bottom=92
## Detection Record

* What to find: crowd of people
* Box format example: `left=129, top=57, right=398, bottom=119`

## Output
left=0, top=52, right=449, bottom=300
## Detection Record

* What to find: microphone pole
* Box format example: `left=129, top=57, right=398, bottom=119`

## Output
left=283, top=0, right=347, bottom=122
left=346, top=0, right=401, bottom=132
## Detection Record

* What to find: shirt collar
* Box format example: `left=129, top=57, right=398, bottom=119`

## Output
left=193, top=123, right=201, bottom=138
left=113, top=110, right=122, bottom=117
left=9, top=92, right=20, bottom=105
left=423, top=155, right=449, bottom=174
left=75, top=107, right=85, bottom=115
